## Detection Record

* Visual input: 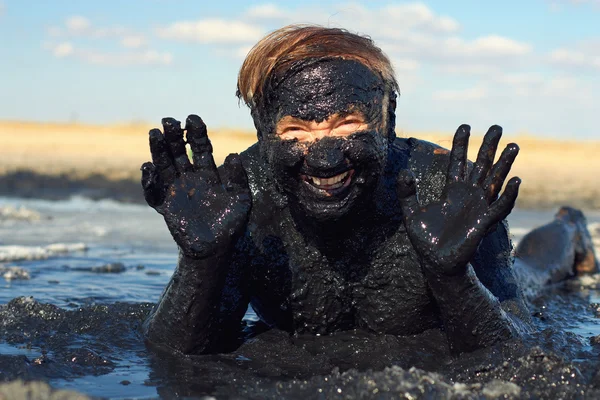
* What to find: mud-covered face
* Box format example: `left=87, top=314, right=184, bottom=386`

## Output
left=256, top=58, right=389, bottom=221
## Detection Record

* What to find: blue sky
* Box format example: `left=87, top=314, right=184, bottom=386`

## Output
left=0, top=0, right=599, bottom=138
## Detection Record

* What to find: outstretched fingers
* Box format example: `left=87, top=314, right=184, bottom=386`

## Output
left=149, top=128, right=176, bottom=183
left=469, top=125, right=502, bottom=187
left=446, top=124, right=470, bottom=186
left=484, top=177, right=521, bottom=227
left=483, top=143, right=519, bottom=203
left=163, top=117, right=192, bottom=173
left=397, top=169, right=420, bottom=219
left=185, top=114, right=220, bottom=184
left=222, top=153, right=249, bottom=192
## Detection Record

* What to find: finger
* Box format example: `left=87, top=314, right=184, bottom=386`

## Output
left=140, top=162, right=165, bottom=209
left=221, top=153, right=249, bottom=193
left=149, top=128, right=176, bottom=182
left=483, top=143, right=519, bottom=203
left=162, top=117, right=192, bottom=172
left=485, top=177, right=521, bottom=227
left=185, top=115, right=220, bottom=183
left=469, top=125, right=502, bottom=186
left=397, top=169, right=419, bottom=218
left=446, top=124, right=470, bottom=186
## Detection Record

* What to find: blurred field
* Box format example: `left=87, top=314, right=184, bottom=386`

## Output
left=1, top=121, right=599, bottom=209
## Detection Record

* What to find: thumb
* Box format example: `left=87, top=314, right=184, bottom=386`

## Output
left=397, top=169, right=419, bottom=217
left=222, top=153, right=249, bottom=193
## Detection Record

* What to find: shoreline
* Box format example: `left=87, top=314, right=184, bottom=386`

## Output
left=1, top=121, right=599, bottom=210
left=1, top=167, right=598, bottom=212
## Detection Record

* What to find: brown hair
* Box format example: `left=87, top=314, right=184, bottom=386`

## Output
left=236, top=24, right=399, bottom=109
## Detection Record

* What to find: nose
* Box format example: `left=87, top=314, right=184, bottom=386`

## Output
left=305, top=138, right=345, bottom=172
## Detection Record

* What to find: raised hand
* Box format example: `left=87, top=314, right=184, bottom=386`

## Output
left=398, top=125, right=520, bottom=277
left=141, top=115, right=251, bottom=258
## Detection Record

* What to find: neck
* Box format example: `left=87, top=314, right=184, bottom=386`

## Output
left=288, top=196, right=378, bottom=250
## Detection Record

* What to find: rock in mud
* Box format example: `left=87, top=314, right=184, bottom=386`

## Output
left=0, top=265, right=30, bottom=281
left=90, top=262, right=126, bottom=273
left=0, top=205, right=45, bottom=222
left=0, top=380, right=90, bottom=400
left=2, top=291, right=600, bottom=399
left=0, top=243, right=87, bottom=262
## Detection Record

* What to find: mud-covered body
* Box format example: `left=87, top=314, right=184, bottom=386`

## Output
left=214, top=137, right=529, bottom=340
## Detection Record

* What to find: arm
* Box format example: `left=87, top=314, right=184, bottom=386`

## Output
left=143, top=252, right=231, bottom=354
left=140, top=115, right=251, bottom=355
left=399, top=125, right=525, bottom=354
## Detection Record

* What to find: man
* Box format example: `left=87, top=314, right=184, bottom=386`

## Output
left=140, top=25, right=596, bottom=355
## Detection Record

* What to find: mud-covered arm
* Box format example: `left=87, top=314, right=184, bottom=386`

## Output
left=140, top=115, right=252, bottom=354
left=423, top=261, right=518, bottom=353
left=399, top=125, right=523, bottom=354
left=143, top=251, right=234, bottom=354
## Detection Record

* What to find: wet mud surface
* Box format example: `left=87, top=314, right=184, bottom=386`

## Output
left=1, top=199, right=600, bottom=398
left=2, top=285, right=600, bottom=399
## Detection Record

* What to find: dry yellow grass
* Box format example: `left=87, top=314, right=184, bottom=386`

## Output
left=0, top=121, right=256, bottom=181
left=1, top=121, right=598, bottom=209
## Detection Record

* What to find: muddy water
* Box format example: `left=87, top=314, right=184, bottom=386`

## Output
left=1, top=197, right=600, bottom=399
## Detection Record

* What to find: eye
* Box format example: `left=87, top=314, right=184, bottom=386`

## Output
left=280, top=126, right=306, bottom=134
left=333, top=117, right=367, bottom=135
left=277, top=125, right=312, bottom=141
left=340, top=119, right=362, bottom=127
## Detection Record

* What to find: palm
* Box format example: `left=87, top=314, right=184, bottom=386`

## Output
left=141, top=115, right=251, bottom=258
left=398, top=125, right=520, bottom=276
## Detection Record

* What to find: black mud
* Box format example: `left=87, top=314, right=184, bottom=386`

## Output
left=2, top=282, right=600, bottom=399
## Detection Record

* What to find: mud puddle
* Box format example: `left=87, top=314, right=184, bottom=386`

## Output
left=1, top=197, right=600, bottom=399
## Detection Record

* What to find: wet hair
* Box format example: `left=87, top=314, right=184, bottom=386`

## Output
left=236, top=24, right=399, bottom=111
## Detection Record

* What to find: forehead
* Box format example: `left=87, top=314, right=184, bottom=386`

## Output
left=268, top=58, right=385, bottom=123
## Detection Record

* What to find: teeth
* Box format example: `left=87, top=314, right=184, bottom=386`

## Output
left=308, top=171, right=349, bottom=187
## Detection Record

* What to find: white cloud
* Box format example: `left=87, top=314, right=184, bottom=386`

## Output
left=496, top=73, right=544, bottom=86
left=236, top=45, right=253, bottom=59
left=61, top=15, right=129, bottom=39
left=156, top=3, right=526, bottom=73
left=456, top=35, right=531, bottom=57
left=245, top=4, right=287, bottom=19
left=78, top=49, right=173, bottom=66
left=436, top=64, right=500, bottom=76
left=382, top=33, right=531, bottom=67
left=392, top=58, right=420, bottom=72
left=52, top=42, right=74, bottom=58
left=379, top=3, right=460, bottom=34
left=44, top=41, right=172, bottom=66
left=66, top=16, right=91, bottom=34
left=555, top=0, right=600, bottom=4
left=44, top=16, right=165, bottom=66
left=549, top=41, right=600, bottom=71
left=547, top=0, right=600, bottom=11
left=432, top=85, right=488, bottom=101
left=542, top=76, right=593, bottom=102
left=157, top=19, right=264, bottom=44
left=120, top=35, right=147, bottom=49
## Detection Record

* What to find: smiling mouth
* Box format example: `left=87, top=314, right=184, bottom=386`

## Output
left=302, top=169, right=354, bottom=195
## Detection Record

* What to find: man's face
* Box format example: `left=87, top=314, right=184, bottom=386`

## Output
left=258, top=59, right=389, bottom=221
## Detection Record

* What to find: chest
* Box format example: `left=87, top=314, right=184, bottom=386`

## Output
left=249, top=223, right=440, bottom=335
